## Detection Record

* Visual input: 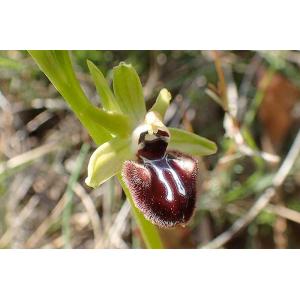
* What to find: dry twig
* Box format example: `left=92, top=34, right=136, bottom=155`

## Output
left=208, top=51, right=280, bottom=164
left=101, top=201, right=130, bottom=249
left=266, top=204, right=300, bottom=224
left=25, top=193, right=67, bottom=248
left=0, top=142, right=63, bottom=176
left=73, top=183, right=102, bottom=248
left=0, top=195, right=40, bottom=247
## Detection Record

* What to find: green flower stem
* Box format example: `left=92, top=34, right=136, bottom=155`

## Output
left=117, top=174, right=164, bottom=249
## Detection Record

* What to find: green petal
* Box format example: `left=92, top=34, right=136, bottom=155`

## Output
left=150, top=88, right=172, bottom=119
left=168, top=128, right=217, bottom=156
left=85, top=137, right=134, bottom=188
left=113, top=62, right=146, bottom=122
left=87, top=60, right=120, bottom=112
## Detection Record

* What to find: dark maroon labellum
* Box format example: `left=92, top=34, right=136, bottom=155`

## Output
left=122, top=130, right=198, bottom=228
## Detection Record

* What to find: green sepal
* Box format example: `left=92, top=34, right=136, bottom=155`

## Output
left=85, top=137, right=134, bottom=188
left=113, top=62, right=146, bottom=123
left=85, top=106, right=133, bottom=137
left=150, top=88, right=172, bottom=119
left=168, top=127, right=217, bottom=156
left=87, top=60, right=120, bottom=112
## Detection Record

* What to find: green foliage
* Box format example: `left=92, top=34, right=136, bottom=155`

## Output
left=29, top=50, right=111, bottom=145
left=0, top=55, right=24, bottom=70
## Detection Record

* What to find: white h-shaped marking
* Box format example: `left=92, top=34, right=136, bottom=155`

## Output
left=145, top=158, right=186, bottom=202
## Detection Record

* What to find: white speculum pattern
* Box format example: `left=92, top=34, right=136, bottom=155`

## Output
left=144, top=157, right=186, bottom=202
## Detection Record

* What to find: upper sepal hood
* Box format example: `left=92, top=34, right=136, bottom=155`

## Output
left=113, top=62, right=147, bottom=123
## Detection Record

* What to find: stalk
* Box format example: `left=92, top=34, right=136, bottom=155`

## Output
left=117, top=174, right=163, bottom=249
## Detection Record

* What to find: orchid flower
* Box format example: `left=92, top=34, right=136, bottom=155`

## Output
left=85, top=61, right=217, bottom=227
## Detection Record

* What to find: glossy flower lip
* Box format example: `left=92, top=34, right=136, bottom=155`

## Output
left=122, top=151, right=198, bottom=227
left=84, top=61, right=217, bottom=227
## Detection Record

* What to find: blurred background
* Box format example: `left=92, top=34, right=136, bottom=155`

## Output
left=0, top=50, right=299, bottom=249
